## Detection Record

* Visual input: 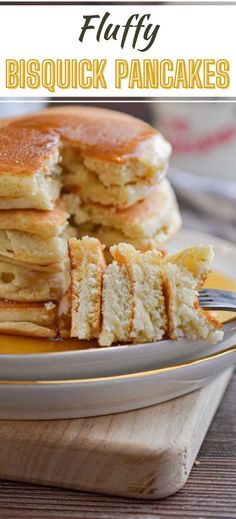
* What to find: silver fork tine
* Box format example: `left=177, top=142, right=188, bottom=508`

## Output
left=199, top=288, right=236, bottom=311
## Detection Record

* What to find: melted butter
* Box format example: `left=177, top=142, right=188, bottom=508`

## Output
left=0, top=335, right=98, bottom=355
left=0, top=270, right=235, bottom=355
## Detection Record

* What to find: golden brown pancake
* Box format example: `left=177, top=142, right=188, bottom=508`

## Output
left=0, top=260, right=69, bottom=302
left=69, top=237, right=106, bottom=340
left=0, top=126, right=61, bottom=209
left=162, top=245, right=224, bottom=344
left=0, top=126, right=59, bottom=178
left=0, top=200, right=68, bottom=237
left=11, top=106, right=160, bottom=162
left=0, top=300, right=58, bottom=338
left=0, top=230, right=67, bottom=267
left=0, top=107, right=170, bottom=200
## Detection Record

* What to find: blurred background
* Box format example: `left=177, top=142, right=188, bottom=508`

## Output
left=0, top=100, right=235, bottom=243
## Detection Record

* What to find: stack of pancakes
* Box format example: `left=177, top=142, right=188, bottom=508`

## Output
left=0, top=126, right=69, bottom=337
left=0, top=106, right=182, bottom=338
left=61, top=110, right=181, bottom=250
left=9, top=106, right=181, bottom=251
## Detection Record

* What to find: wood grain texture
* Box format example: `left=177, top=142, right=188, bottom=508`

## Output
left=0, top=369, right=233, bottom=510
left=0, top=372, right=235, bottom=518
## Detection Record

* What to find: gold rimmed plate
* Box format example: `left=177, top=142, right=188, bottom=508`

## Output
left=1, top=343, right=236, bottom=420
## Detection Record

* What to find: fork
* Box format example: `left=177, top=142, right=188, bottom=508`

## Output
left=199, top=289, right=236, bottom=312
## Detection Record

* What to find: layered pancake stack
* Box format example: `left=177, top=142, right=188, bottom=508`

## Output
left=0, top=106, right=182, bottom=339
left=60, top=110, right=181, bottom=250
left=0, top=127, right=69, bottom=337
left=8, top=106, right=181, bottom=251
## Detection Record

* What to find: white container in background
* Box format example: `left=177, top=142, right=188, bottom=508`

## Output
left=153, top=103, right=236, bottom=181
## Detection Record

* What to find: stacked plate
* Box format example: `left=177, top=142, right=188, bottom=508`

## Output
left=1, top=229, right=236, bottom=420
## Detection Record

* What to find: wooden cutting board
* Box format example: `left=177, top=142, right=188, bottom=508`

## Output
left=0, top=368, right=232, bottom=500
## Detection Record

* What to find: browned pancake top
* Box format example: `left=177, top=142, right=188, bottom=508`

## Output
left=5, top=106, right=157, bottom=168
left=0, top=126, right=59, bottom=176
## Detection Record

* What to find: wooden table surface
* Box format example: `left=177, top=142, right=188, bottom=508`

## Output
left=0, top=371, right=235, bottom=519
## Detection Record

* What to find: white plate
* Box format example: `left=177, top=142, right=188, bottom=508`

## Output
left=0, top=319, right=235, bottom=381
left=0, top=229, right=235, bottom=381
left=0, top=345, right=236, bottom=420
